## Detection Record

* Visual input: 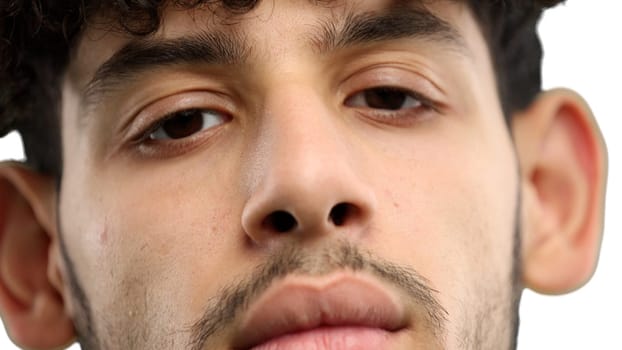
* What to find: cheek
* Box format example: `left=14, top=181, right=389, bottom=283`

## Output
left=364, top=117, right=518, bottom=319
left=59, top=154, right=250, bottom=327
left=371, top=154, right=515, bottom=273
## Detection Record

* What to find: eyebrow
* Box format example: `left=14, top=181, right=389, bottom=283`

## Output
left=82, top=31, right=250, bottom=106
left=312, top=5, right=466, bottom=54
left=82, top=4, right=465, bottom=108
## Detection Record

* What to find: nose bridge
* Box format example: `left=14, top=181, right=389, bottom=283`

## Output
left=263, top=86, right=343, bottom=187
left=241, top=84, right=376, bottom=244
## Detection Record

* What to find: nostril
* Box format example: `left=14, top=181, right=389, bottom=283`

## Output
left=262, top=210, right=298, bottom=233
left=329, top=202, right=358, bottom=226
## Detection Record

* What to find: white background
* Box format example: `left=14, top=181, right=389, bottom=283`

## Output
left=0, top=1, right=620, bottom=349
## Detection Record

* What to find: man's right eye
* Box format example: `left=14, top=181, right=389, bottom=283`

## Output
left=149, top=108, right=229, bottom=140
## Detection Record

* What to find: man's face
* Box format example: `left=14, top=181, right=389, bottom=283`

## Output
left=60, top=0, right=520, bottom=348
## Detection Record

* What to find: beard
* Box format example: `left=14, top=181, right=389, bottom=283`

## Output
left=58, top=203, right=522, bottom=350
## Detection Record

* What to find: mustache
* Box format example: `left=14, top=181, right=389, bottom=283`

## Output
left=186, top=241, right=448, bottom=350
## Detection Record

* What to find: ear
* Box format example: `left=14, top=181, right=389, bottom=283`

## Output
left=513, top=88, right=607, bottom=295
left=0, top=162, right=75, bottom=349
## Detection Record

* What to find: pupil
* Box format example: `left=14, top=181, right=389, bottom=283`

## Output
left=162, top=110, right=204, bottom=139
left=364, top=88, right=406, bottom=110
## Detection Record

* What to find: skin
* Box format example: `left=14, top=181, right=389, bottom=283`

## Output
left=0, top=1, right=608, bottom=349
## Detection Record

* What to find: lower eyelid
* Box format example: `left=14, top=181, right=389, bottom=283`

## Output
left=359, top=107, right=437, bottom=127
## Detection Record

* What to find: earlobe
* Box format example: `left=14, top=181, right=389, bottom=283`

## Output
left=513, top=89, right=607, bottom=295
left=0, top=162, right=75, bottom=349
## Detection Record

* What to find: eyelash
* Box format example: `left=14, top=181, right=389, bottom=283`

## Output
left=343, top=86, right=439, bottom=124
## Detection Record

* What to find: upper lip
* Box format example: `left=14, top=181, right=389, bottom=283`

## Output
left=232, top=272, right=409, bottom=349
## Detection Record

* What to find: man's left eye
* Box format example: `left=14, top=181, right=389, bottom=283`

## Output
left=344, top=87, right=423, bottom=111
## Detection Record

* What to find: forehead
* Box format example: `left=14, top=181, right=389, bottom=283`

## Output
left=68, top=0, right=480, bottom=88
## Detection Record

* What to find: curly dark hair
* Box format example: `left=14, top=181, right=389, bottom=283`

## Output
left=0, top=0, right=564, bottom=179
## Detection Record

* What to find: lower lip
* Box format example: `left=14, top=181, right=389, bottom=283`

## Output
left=249, top=326, right=394, bottom=350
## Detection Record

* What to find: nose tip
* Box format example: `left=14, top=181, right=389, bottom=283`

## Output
left=241, top=183, right=376, bottom=245
left=257, top=202, right=366, bottom=235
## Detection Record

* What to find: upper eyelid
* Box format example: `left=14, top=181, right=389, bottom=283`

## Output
left=340, top=66, right=445, bottom=100
left=106, top=75, right=236, bottom=127
left=138, top=90, right=233, bottom=119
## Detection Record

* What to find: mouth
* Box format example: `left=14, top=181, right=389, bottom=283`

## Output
left=233, top=272, right=410, bottom=350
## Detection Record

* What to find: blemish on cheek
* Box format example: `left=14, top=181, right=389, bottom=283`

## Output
left=384, top=188, right=401, bottom=209
left=98, top=220, right=109, bottom=245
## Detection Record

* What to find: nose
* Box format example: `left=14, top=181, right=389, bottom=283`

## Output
left=241, top=88, right=376, bottom=246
